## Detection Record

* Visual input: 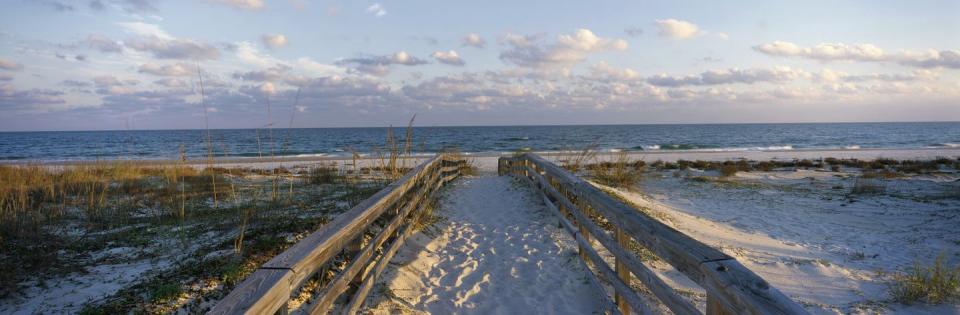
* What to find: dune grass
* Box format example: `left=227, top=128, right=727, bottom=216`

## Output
left=889, top=254, right=960, bottom=304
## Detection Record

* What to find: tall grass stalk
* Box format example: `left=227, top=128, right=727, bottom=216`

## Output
left=195, top=62, right=218, bottom=209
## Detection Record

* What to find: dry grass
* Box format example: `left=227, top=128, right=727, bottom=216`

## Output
left=588, top=152, right=644, bottom=188
left=889, top=254, right=960, bottom=304
left=558, top=144, right=598, bottom=173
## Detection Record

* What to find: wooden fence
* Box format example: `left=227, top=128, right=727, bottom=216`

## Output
left=210, top=154, right=467, bottom=315
left=499, top=153, right=808, bottom=315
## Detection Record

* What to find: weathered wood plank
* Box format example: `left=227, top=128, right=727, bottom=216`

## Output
left=213, top=155, right=446, bottom=315
left=699, top=260, right=808, bottom=315
left=514, top=154, right=808, bottom=315
left=526, top=167, right=701, bottom=315
left=208, top=269, right=294, bottom=315
left=615, top=227, right=631, bottom=315
left=342, top=173, right=450, bottom=315
left=574, top=228, right=656, bottom=315
left=524, top=154, right=730, bottom=279
left=308, top=167, right=443, bottom=314
left=540, top=193, right=620, bottom=315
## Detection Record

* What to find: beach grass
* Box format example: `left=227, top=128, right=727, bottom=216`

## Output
left=889, top=254, right=960, bottom=304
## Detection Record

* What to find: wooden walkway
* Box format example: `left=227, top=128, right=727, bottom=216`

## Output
left=363, top=175, right=606, bottom=314
left=210, top=153, right=809, bottom=315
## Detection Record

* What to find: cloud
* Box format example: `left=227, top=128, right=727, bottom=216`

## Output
left=35, top=1, right=75, bottom=12
left=500, top=29, right=628, bottom=73
left=815, top=68, right=937, bottom=83
left=93, top=75, right=140, bottom=95
left=61, top=80, right=92, bottom=88
left=624, top=27, right=643, bottom=37
left=462, top=33, right=486, bottom=48
left=88, top=0, right=106, bottom=10
left=0, top=84, right=67, bottom=112
left=654, top=19, right=700, bottom=39
left=138, top=62, right=193, bottom=76
left=0, top=74, right=12, bottom=81
left=208, top=0, right=264, bottom=9
left=233, top=64, right=293, bottom=82
left=118, top=21, right=172, bottom=39
left=0, top=58, right=23, bottom=71
left=647, top=66, right=809, bottom=86
left=85, top=34, right=124, bottom=53
left=431, top=50, right=465, bottom=66
left=126, top=37, right=221, bottom=60
left=589, top=62, right=641, bottom=81
left=116, top=22, right=220, bottom=60
left=753, top=41, right=960, bottom=69
left=753, top=41, right=885, bottom=61
left=899, top=50, right=960, bottom=69
left=115, top=0, right=159, bottom=13
left=261, top=34, right=288, bottom=49
left=154, top=78, right=189, bottom=88
left=367, top=3, right=386, bottom=17
left=336, top=51, right=428, bottom=76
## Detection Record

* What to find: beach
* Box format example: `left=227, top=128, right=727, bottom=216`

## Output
left=2, top=148, right=958, bottom=314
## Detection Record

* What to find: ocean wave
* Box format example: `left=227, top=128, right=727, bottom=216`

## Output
left=641, top=144, right=794, bottom=152
left=844, top=145, right=861, bottom=150
left=504, top=137, right=530, bottom=141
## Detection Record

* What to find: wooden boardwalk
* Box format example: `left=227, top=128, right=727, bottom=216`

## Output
left=210, top=153, right=809, bottom=315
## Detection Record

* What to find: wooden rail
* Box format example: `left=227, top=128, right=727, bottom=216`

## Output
left=499, top=153, right=808, bottom=315
left=211, top=154, right=467, bottom=315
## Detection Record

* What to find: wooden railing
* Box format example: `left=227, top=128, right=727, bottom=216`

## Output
left=211, top=154, right=467, bottom=315
left=499, top=153, right=808, bottom=315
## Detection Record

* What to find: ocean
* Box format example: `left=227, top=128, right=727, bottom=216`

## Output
left=0, top=122, right=957, bottom=162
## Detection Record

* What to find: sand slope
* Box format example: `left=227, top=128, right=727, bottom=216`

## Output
left=363, top=175, right=607, bottom=314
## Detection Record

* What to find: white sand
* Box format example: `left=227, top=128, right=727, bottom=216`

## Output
left=363, top=175, right=608, bottom=314
left=598, top=170, right=960, bottom=314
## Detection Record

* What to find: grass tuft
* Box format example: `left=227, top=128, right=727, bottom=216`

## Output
left=889, top=254, right=960, bottom=304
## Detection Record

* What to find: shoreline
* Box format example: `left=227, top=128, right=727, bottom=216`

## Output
left=2, top=147, right=958, bottom=168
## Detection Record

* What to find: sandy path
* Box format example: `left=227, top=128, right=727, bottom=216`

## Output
left=363, top=175, right=607, bottom=314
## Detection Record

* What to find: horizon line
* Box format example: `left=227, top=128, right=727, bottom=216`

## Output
left=1, top=120, right=959, bottom=133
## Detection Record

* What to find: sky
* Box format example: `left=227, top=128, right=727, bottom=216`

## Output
left=0, top=0, right=958, bottom=131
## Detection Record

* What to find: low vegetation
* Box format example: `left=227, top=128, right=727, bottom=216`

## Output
left=888, top=255, right=960, bottom=304
left=588, top=152, right=645, bottom=188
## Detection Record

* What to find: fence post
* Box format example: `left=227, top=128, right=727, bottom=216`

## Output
left=707, top=294, right=732, bottom=315
left=615, top=227, right=631, bottom=315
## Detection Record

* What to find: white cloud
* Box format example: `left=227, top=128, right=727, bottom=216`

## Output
left=261, top=34, right=288, bottom=49
left=647, top=66, right=809, bottom=86
left=589, top=62, right=641, bottom=81
left=754, top=41, right=960, bottom=69
left=462, top=33, right=486, bottom=48
left=154, top=78, right=189, bottom=88
left=336, top=51, right=428, bottom=76
left=431, top=50, right=465, bottom=66
left=117, top=21, right=173, bottom=40
left=207, top=0, right=264, bottom=10
left=654, top=19, right=700, bottom=39
left=367, top=3, right=386, bottom=17
left=119, top=22, right=220, bottom=60
left=754, top=41, right=885, bottom=61
left=500, top=29, right=628, bottom=73
left=138, top=62, right=193, bottom=76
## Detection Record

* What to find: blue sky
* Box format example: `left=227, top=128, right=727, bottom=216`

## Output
left=0, top=0, right=958, bottom=131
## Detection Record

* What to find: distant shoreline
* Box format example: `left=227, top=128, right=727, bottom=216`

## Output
left=4, top=147, right=958, bottom=169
